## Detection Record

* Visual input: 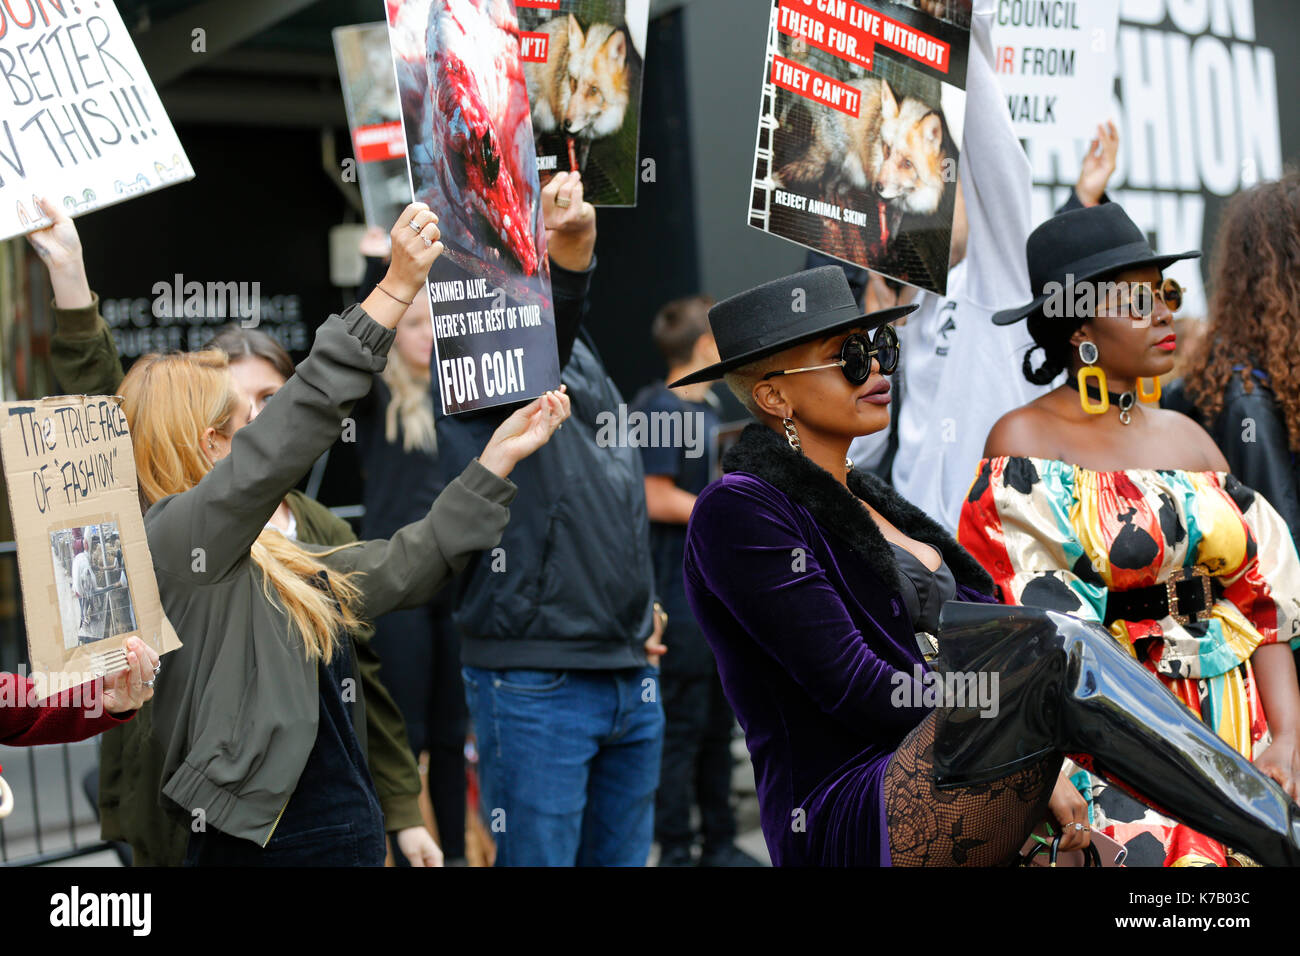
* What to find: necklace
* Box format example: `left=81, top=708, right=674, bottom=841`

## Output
left=1066, top=377, right=1138, bottom=425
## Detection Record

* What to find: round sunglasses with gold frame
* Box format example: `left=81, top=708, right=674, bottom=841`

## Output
left=762, top=325, right=900, bottom=386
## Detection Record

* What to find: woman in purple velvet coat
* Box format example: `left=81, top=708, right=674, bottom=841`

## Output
left=673, top=267, right=1300, bottom=867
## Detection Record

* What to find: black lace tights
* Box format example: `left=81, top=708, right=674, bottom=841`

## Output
left=884, top=711, right=1062, bottom=866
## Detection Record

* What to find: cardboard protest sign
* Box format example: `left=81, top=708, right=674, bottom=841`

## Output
left=386, top=0, right=560, bottom=415
left=991, top=0, right=1119, bottom=144
left=1, top=396, right=180, bottom=697
left=748, top=0, right=972, bottom=296
left=516, top=0, right=648, bottom=206
left=0, top=0, right=194, bottom=241
left=333, top=22, right=414, bottom=230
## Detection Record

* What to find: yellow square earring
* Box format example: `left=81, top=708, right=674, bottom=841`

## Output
left=1077, top=341, right=1109, bottom=414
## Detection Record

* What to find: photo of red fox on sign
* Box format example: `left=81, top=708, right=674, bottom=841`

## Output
left=517, top=0, right=648, bottom=207
left=749, top=0, right=972, bottom=296
left=385, top=0, right=561, bottom=415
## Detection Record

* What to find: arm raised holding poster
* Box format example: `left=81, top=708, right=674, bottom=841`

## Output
left=115, top=202, right=569, bottom=855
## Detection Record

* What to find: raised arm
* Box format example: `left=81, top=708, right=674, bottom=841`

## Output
left=25, top=197, right=125, bottom=396
left=324, top=389, right=570, bottom=619
left=146, top=204, right=446, bottom=580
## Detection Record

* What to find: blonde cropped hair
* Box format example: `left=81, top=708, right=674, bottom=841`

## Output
left=119, top=350, right=363, bottom=663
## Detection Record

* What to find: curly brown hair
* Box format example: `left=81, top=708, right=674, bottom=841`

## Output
left=1181, top=172, right=1300, bottom=452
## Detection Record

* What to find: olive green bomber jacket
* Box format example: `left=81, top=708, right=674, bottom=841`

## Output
left=52, top=300, right=510, bottom=850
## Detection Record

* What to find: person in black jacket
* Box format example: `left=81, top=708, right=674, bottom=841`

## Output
left=1162, top=173, right=1300, bottom=678
left=436, top=171, right=666, bottom=867
left=1163, top=173, right=1300, bottom=547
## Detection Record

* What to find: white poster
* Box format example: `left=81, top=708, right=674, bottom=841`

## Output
left=992, top=0, right=1120, bottom=144
left=1023, top=0, right=1283, bottom=320
left=0, top=0, right=195, bottom=241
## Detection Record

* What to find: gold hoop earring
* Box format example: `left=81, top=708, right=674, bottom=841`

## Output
left=1137, top=376, right=1161, bottom=404
left=1077, top=341, right=1109, bottom=415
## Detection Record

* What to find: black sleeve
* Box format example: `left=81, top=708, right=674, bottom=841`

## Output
left=552, top=255, right=597, bottom=370
left=359, top=255, right=389, bottom=302
left=1055, top=189, right=1111, bottom=216
left=1220, top=391, right=1300, bottom=542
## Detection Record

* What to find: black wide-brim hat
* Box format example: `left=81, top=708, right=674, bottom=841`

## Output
left=668, top=265, right=917, bottom=387
left=991, top=202, right=1200, bottom=326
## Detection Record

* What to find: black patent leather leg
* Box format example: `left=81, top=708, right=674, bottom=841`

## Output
left=932, top=601, right=1300, bottom=868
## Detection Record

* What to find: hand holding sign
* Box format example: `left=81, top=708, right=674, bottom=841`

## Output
left=543, top=171, right=596, bottom=271
left=363, top=202, right=445, bottom=329
left=26, top=196, right=92, bottom=310
left=102, top=635, right=160, bottom=715
left=478, top=385, right=571, bottom=480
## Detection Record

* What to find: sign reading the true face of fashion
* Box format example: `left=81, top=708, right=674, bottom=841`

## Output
left=748, top=0, right=973, bottom=297
left=0, top=0, right=194, bottom=242
left=990, top=0, right=1121, bottom=144
left=386, top=0, right=561, bottom=415
left=333, top=22, right=414, bottom=230
left=0, top=396, right=180, bottom=697
left=515, top=0, right=648, bottom=206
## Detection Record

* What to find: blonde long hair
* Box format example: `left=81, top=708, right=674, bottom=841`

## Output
left=120, top=350, right=363, bottom=662
left=382, top=308, right=439, bottom=455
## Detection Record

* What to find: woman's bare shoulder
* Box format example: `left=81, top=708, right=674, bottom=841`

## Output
left=983, top=401, right=1062, bottom=460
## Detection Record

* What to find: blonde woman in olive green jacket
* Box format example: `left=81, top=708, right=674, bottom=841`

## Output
left=31, top=197, right=439, bottom=865
left=115, top=204, right=567, bottom=864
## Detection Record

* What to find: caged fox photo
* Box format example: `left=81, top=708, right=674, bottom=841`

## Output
left=519, top=0, right=647, bottom=206
left=50, top=523, right=138, bottom=650
left=756, top=1, right=967, bottom=295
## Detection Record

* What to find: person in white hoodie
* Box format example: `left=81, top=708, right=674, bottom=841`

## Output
left=825, top=0, right=1119, bottom=531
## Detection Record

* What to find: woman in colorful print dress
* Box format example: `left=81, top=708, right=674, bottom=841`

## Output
left=962, top=202, right=1300, bottom=866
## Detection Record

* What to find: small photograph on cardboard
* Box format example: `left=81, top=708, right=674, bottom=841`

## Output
left=51, top=523, right=138, bottom=650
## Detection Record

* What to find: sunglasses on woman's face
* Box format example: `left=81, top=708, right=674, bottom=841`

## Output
left=1103, top=277, right=1184, bottom=318
left=762, top=325, right=900, bottom=386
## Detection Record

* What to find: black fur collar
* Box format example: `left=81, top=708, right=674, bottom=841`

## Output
left=722, top=424, right=993, bottom=595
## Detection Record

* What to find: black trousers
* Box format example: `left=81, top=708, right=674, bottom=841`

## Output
left=371, top=601, right=468, bottom=860
left=654, top=668, right=738, bottom=852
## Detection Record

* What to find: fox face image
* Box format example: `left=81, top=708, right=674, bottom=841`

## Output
left=562, top=23, right=629, bottom=139
left=874, top=88, right=947, bottom=216
left=526, top=15, right=630, bottom=146
left=777, top=77, right=949, bottom=220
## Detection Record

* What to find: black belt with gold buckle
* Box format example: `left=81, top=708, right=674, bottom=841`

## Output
left=1103, top=566, right=1223, bottom=627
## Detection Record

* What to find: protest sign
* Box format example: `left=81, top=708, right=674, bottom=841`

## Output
left=0, top=396, right=180, bottom=697
left=333, top=22, right=413, bottom=230
left=992, top=0, right=1120, bottom=144
left=748, top=0, right=972, bottom=296
left=386, top=0, right=560, bottom=415
left=0, top=0, right=194, bottom=241
left=516, top=0, right=648, bottom=206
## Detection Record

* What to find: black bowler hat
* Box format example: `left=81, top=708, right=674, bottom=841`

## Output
left=668, top=266, right=917, bottom=387
left=992, top=202, right=1200, bottom=326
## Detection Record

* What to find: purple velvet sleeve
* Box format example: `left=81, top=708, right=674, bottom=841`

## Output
left=686, top=475, right=928, bottom=738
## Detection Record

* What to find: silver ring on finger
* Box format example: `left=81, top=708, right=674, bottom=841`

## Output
left=409, top=218, right=424, bottom=233
left=144, top=679, right=155, bottom=689
left=423, top=237, right=433, bottom=248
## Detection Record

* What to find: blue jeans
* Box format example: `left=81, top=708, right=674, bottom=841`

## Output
left=463, top=665, right=665, bottom=866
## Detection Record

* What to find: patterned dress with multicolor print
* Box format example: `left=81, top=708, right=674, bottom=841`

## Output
left=958, top=456, right=1300, bottom=867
